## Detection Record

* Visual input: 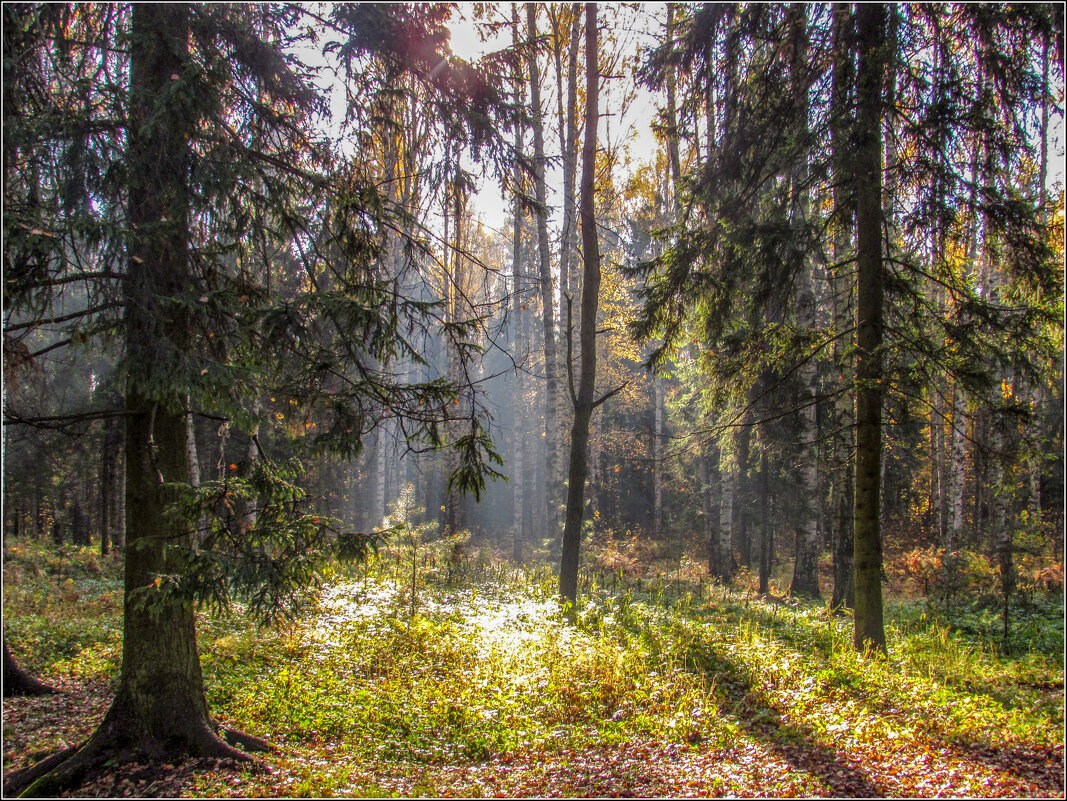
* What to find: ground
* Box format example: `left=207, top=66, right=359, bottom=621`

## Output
left=3, top=546, right=1064, bottom=798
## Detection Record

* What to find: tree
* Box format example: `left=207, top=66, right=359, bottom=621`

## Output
left=526, top=3, right=563, bottom=544
left=560, top=2, right=606, bottom=604
left=851, top=2, right=889, bottom=653
left=4, top=5, right=512, bottom=794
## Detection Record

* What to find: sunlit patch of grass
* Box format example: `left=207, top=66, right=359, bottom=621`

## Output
left=192, top=550, right=1064, bottom=798
left=205, top=567, right=718, bottom=767
left=5, top=541, right=1063, bottom=797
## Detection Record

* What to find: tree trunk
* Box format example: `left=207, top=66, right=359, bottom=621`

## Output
left=719, top=453, right=735, bottom=581
left=526, top=3, right=562, bottom=544
left=758, top=450, right=771, bottom=595
left=511, top=6, right=527, bottom=563
left=559, top=3, right=600, bottom=604
left=788, top=3, right=820, bottom=599
left=829, top=1, right=855, bottom=613
left=652, top=376, right=664, bottom=539
left=99, top=414, right=121, bottom=556
left=3, top=640, right=55, bottom=697
left=701, top=447, right=722, bottom=579
left=71, top=499, right=89, bottom=547
left=736, top=423, right=752, bottom=567
left=948, top=386, right=966, bottom=548
left=851, top=2, right=887, bottom=654
left=374, top=430, right=388, bottom=525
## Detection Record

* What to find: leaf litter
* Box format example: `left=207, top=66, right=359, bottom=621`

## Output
left=3, top=571, right=1063, bottom=798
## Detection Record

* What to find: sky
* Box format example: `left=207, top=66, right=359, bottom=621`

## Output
left=445, top=3, right=664, bottom=237
left=304, top=5, right=1063, bottom=244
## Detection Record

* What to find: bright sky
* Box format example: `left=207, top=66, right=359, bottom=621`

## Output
left=446, top=3, right=664, bottom=238
left=306, top=5, right=1062, bottom=242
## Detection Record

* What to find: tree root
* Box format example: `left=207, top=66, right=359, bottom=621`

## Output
left=3, top=641, right=58, bottom=698
left=3, top=721, right=263, bottom=797
left=215, top=721, right=277, bottom=753
left=3, top=744, right=80, bottom=797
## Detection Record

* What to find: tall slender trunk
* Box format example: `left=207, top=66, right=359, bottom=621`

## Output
left=511, top=5, right=527, bottom=563
left=736, top=422, right=752, bottom=567
left=526, top=3, right=561, bottom=543
left=702, top=447, right=722, bottom=578
left=559, top=3, right=600, bottom=604
left=99, top=414, right=121, bottom=556
left=555, top=3, right=582, bottom=315
left=652, top=376, right=664, bottom=538
left=1026, top=38, right=1050, bottom=523
left=719, top=455, right=735, bottom=579
left=758, top=449, right=771, bottom=594
left=788, top=3, right=819, bottom=599
left=851, top=2, right=888, bottom=653
left=829, top=1, right=854, bottom=612
left=948, top=386, right=966, bottom=546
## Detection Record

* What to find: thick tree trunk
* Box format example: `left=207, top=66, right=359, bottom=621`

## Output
left=8, top=9, right=255, bottom=795
left=559, top=3, right=600, bottom=604
left=851, top=2, right=887, bottom=654
left=526, top=3, right=562, bottom=543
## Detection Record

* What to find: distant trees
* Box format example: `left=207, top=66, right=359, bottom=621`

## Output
left=632, top=2, right=1061, bottom=652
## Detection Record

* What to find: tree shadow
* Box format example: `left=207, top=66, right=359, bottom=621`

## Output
left=691, top=645, right=887, bottom=798
left=690, top=611, right=1064, bottom=796
left=946, top=741, right=1064, bottom=794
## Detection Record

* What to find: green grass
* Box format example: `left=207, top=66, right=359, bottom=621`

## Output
left=3, top=540, right=1063, bottom=797
left=3, top=541, right=124, bottom=679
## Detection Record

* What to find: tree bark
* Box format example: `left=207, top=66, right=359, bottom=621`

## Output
left=99, top=413, right=121, bottom=556
left=526, top=3, right=562, bottom=543
left=3, top=640, right=55, bottom=697
left=559, top=3, right=600, bottom=604
left=511, top=4, right=527, bottom=564
left=829, top=1, right=854, bottom=612
left=758, top=449, right=771, bottom=595
left=788, top=3, right=820, bottom=599
left=851, top=2, right=888, bottom=654
left=719, top=457, right=735, bottom=578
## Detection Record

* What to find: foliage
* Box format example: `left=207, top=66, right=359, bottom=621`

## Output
left=3, top=542, right=123, bottom=678
left=4, top=545, right=1062, bottom=797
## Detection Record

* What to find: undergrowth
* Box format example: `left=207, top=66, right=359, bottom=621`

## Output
left=2, top=539, right=1063, bottom=797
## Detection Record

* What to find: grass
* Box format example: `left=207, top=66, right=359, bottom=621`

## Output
left=2, top=539, right=1063, bottom=797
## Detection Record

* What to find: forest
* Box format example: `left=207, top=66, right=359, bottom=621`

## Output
left=2, top=3, right=1064, bottom=797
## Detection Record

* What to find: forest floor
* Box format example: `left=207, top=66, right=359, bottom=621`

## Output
left=3, top=541, right=1064, bottom=798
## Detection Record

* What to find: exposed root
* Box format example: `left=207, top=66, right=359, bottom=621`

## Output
left=3, top=642, right=58, bottom=698
left=3, top=744, right=80, bottom=797
left=216, top=723, right=277, bottom=753
left=3, top=722, right=261, bottom=797
left=6, top=739, right=105, bottom=798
